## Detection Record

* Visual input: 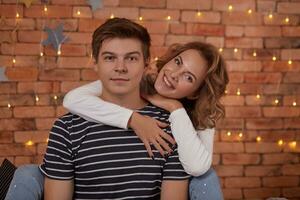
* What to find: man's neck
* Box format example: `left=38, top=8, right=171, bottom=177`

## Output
left=101, top=91, right=147, bottom=110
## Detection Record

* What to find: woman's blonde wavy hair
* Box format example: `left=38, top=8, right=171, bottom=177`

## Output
left=153, top=42, right=229, bottom=129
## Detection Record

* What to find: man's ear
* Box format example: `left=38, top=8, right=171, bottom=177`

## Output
left=92, top=58, right=98, bottom=71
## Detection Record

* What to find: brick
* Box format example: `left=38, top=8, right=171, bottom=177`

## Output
left=223, top=189, right=242, bottom=199
left=244, top=73, right=282, bottom=83
left=0, top=131, right=13, bottom=143
left=14, top=106, right=55, bottom=118
left=226, top=83, right=262, bottom=95
left=263, top=176, right=299, bottom=187
left=1, top=43, right=40, bottom=55
left=283, top=26, right=300, bottom=38
left=78, top=19, right=105, bottom=32
left=225, top=26, right=244, bottom=37
left=225, top=177, right=260, bottom=188
left=284, top=118, right=300, bottom=129
left=0, top=82, right=17, bottom=94
left=282, top=164, right=300, bottom=175
left=223, top=153, right=260, bottom=165
left=186, top=24, right=225, bottom=36
left=222, top=12, right=262, bottom=25
left=0, top=144, right=35, bottom=156
left=37, top=143, right=47, bottom=155
left=244, top=188, right=281, bottom=198
left=37, top=19, right=78, bottom=31
left=12, top=56, right=39, bottom=67
left=216, top=118, right=244, bottom=129
left=0, top=31, right=13, bottom=43
left=215, top=165, right=243, bottom=177
left=93, top=7, right=139, bottom=20
left=283, top=95, right=300, bottom=106
left=249, top=130, right=297, bottom=143
left=119, top=0, right=165, bottom=8
left=181, top=11, right=220, bottom=23
left=263, top=107, right=300, bottom=118
left=165, top=35, right=205, bottom=46
left=278, top=2, right=300, bottom=14
left=141, top=21, right=169, bottom=34
left=150, top=34, right=165, bottom=46
left=81, top=69, right=98, bottom=81
left=0, top=119, right=35, bottom=131
left=14, top=156, right=37, bottom=166
left=18, top=31, right=45, bottom=43
left=281, top=49, right=300, bottom=60
left=214, top=142, right=244, bottom=153
left=14, top=131, right=49, bottom=143
left=257, top=0, right=276, bottom=12
left=65, top=32, right=92, bottom=44
left=56, top=106, right=68, bottom=117
left=57, top=57, right=93, bottom=69
left=72, top=6, right=92, bottom=18
left=228, top=72, right=243, bottom=83
left=283, top=187, right=300, bottom=198
left=225, top=37, right=263, bottom=48
left=140, top=9, right=180, bottom=21
left=0, top=5, right=23, bottom=17
left=225, top=106, right=261, bottom=118
left=167, top=0, right=211, bottom=10
left=263, top=61, right=300, bottom=72
left=213, top=0, right=255, bottom=11
left=246, top=119, right=283, bottom=130
left=60, top=81, right=88, bottom=93
left=24, top=5, right=72, bottom=18
left=44, top=44, right=87, bottom=57
left=170, top=24, right=185, bottom=35
left=245, top=166, right=281, bottom=177
left=6, top=67, right=38, bottom=81
left=263, top=153, right=299, bottom=165
left=264, top=14, right=299, bottom=26
left=39, top=69, right=80, bottom=81
left=263, top=84, right=299, bottom=95
left=265, top=38, right=300, bottom=49
left=226, top=61, right=262, bottom=72
left=245, top=26, right=282, bottom=37
left=0, top=18, right=35, bottom=31
left=218, top=48, right=242, bottom=60
left=35, top=118, right=56, bottom=130
left=212, top=154, right=220, bottom=165
left=18, top=82, right=54, bottom=94
left=243, top=49, right=280, bottom=60
left=246, top=142, right=282, bottom=153
left=0, top=94, right=34, bottom=107
left=221, top=95, right=245, bottom=106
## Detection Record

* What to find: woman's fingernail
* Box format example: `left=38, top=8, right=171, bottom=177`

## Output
left=151, top=156, right=155, bottom=160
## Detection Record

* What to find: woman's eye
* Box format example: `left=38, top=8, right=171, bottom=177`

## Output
left=184, top=74, right=193, bottom=82
left=174, top=58, right=181, bottom=65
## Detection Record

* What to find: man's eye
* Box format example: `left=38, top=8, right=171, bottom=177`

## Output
left=126, top=56, right=138, bottom=61
left=104, top=56, right=115, bottom=61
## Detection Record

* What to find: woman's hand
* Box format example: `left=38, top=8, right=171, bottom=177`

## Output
left=143, top=94, right=183, bottom=113
left=129, top=112, right=176, bottom=158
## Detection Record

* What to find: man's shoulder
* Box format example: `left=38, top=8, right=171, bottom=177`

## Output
left=54, top=112, right=89, bottom=128
left=139, top=104, right=170, bottom=118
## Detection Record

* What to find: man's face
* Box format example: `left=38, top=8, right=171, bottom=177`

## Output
left=96, top=38, right=145, bottom=98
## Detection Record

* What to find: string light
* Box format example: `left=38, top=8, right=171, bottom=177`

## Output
left=166, top=15, right=171, bottom=20
left=40, top=52, right=44, bottom=57
left=274, top=99, right=279, bottom=105
left=288, top=59, right=292, bottom=65
left=46, top=138, right=49, bottom=143
left=292, top=101, right=297, bottom=106
left=253, top=51, right=257, bottom=57
left=77, top=10, right=81, bottom=15
left=236, top=88, right=241, bottom=96
left=57, top=50, right=61, bottom=55
left=288, top=141, right=297, bottom=149
left=277, top=139, right=284, bottom=146
left=225, top=90, right=228, bottom=94
left=268, top=13, right=273, bottom=19
left=12, top=58, right=16, bottom=64
left=25, top=140, right=34, bottom=146
left=197, top=11, right=202, bottom=17
left=16, top=12, right=20, bottom=18
left=256, top=94, right=261, bottom=99
left=238, top=132, right=243, bottom=138
left=228, top=5, right=233, bottom=11
left=218, top=48, right=223, bottom=53
left=44, top=5, right=48, bottom=12
left=272, top=56, right=277, bottom=61
left=53, top=95, right=58, bottom=100
left=35, top=95, right=39, bottom=102
left=256, top=136, right=262, bottom=142
left=227, top=131, right=231, bottom=136
left=110, top=14, right=115, bottom=19
left=284, top=17, right=289, bottom=23
left=138, top=16, right=143, bottom=21
left=234, top=48, right=238, bottom=53
left=247, top=9, right=252, bottom=14
left=7, top=103, right=11, bottom=108
left=154, top=57, right=158, bottom=61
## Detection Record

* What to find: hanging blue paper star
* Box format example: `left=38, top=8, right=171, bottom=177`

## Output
left=88, top=0, right=103, bottom=11
left=42, top=23, right=68, bottom=52
left=0, top=67, right=9, bottom=82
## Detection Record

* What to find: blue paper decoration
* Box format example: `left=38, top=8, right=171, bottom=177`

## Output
left=42, top=23, right=68, bottom=52
left=88, top=0, right=103, bottom=11
left=0, top=67, right=9, bottom=82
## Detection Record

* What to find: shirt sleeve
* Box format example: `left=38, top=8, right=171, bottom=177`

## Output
left=162, top=148, right=190, bottom=180
left=63, top=80, right=133, bottom=129
left=169, top=108, right=214, bottom=176
left=39, top=118, right=74, bottom=180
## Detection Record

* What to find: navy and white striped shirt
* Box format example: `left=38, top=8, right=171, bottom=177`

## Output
left=40, top=104, right=189, bottom=199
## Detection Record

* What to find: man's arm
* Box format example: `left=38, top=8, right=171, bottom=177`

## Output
left=44, top=177, right=74, bottom=200
left=160, top=180, right=189, bottom=200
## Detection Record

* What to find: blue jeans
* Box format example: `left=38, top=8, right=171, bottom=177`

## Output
left=5, top=165, right=223, bottom=200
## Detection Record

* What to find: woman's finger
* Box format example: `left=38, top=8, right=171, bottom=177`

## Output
left=143, top=140, right=154, bottom=159
left=156, top=136, right=173, bottom=154
left=155, top=119, right=168, bottom=128
left=151, top=140, right=165, bottom=157
left=159, top=132, right=176, bottom=146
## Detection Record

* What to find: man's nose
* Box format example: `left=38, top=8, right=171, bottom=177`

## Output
left=114, top=59, right=128, bottom=73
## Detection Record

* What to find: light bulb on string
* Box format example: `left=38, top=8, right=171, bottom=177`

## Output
left=225, top=90, right=228, bottom=94
left=12, top=58, right=16, bottom=64
left=274, top=99, right=279, bottom=105
left=292, top=101, right=297, bottom=106
left=166, top=15, right=171, bottom=21
left=44, top=5, right=48, bottom=12
left=219, top=48, right=223, bottom=53
left=197, top=11, right=202, bottom=17
left=277, top=139, right=284, bottom=146
left=110, top=14, right=115, bottom=19
left=226, top=131, right=231, bottom=136
left=234, top=48, right=238, bottom=53
left=236, top=88, right=241, bottom=96
left=57, top=50, right=61, bottom=55
left=288, top=59, right=292, bottom=65
left=16, top=12, right=20, bottom=18
left=284, top=17, right=289, bottom=24
left=247, top=9, right=252, bottom=14
left=7, top=103, right=11, bottom=108
left=268, top=13, right=273, bottom=19
left=272, top=56, right=277, bottom=61
left=154, top=57, right=158, bottom=61
left=40, top=52, right=44, bottom=57
left=228, top=5, right=233, bottom=12
left=53, top=95, right=58, bottom=100
left=35, top=95, right=39, bottom=102
left=256, top=94, right=261, bottom=99
left=25, top=140, right=34, bottom=146
left=138, top=16, right=143, bottom=21
left=256, top=136, right=262, bottom=142
left=288, top=141, right=297, bottom=149
left=238, top=132, right=243, bottom=138
left=77, top=10, right=81, bottom=15
left=253, top=51, right=257, bottom=57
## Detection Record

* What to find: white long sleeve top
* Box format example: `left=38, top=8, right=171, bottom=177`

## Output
left=63, top=80, right=214, bottom=176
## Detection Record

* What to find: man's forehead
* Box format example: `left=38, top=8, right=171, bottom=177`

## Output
left=100, top=38, right=143, bottom=55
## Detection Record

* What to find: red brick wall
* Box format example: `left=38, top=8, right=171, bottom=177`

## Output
left=0, top=0, right=300, bottom=199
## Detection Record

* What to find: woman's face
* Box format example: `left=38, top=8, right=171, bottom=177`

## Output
left=154, top=49, right=208, bottom=99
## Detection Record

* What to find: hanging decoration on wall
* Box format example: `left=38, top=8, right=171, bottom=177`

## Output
left=42, top=23, right=68, bottom=53
left=88, top=0, right=103, bottom=11
left=0, top=67, right=9, bottom=82
left=20, top=0, right=36, bottom=8
left=41, top=0, right=49, bottom=3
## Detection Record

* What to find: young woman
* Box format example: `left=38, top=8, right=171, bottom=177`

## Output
left=5, top=42, right=228, bottom=200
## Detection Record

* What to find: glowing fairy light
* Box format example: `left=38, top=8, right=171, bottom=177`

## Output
left=46, top=138, right=49, bottom=143
left=12, top=58, right=16, bottom=64
left=7, top=103, right=11, bottom=108
left=228, top=5, right=233, bottom=11
left=292, top=101, right=297, bottom=106
left=25, top=140, right=34, bottom=146
left=197, top=11, right=202, bottom=17
left=277, top=139, right=284, bottom=146
left=256, top=136, right=262, bottom=142
left=16, top=12, right=20, bottom=18
left=247, top=9, right=252, bottom=14
left=288, top=59, right=292, bottom=65
left=274, top=99, right=279, bottom=105
left=253, top=51, right=257, bottom=57
left=225, top=90, right=228, bottom=94
left=35, top=95, right=39, bottom=102
left=236, top=88, right=240, bottom=96
left=256, top=94, right=260, bottom=99
left=44, top=5, right=48, bottom=12
left=227, top=131, right=231, bottom=136
left=234, top=48, right=238, bottom=53
left=285, top=17, right=289, bottom=23
left=53, top=95, right=58, bottom=100
left=110, top=14, right=115, bottom=19
left=238, top=132, right=243, bottom=138
left=57, top=50, right=61, bottom=55
left=272, top=56, right=277, bottom=61
left=268, top=13, right=273, bottom=19
left=77, top=10, right=81, bottom=15
left=219, top=48, right=223, bottom=53
left=289, top=141, right=297, bottom=149
left=154, top=57, right=158, bottom=61
left=166, top=15, right=171, bottom=20
left=40, top=52, right=44, bottom=57
left=138, top=16, right=143, bottom=21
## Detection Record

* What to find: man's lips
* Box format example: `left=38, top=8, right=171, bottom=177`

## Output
left=110, top=78, right=129, bottom=81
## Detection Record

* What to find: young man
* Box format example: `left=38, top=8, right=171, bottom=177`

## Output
left=39, top=18, right=189, bottom=199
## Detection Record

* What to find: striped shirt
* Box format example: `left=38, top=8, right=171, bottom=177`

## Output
left=40, top=104, right=189, bottom=199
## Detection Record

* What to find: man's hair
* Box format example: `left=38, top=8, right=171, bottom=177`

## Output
left=92, top=18, right=151, bottom=63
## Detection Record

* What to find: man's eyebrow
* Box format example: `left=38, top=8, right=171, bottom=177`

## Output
left=100, top=51, right=142, bottom=56
left=125, top=51, right=142, bottom=56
